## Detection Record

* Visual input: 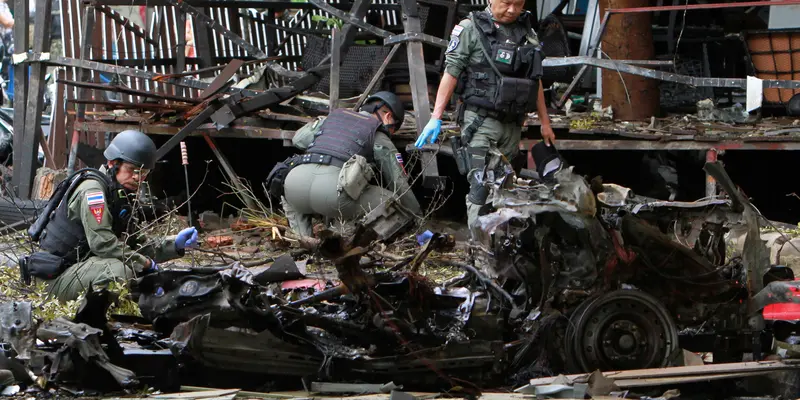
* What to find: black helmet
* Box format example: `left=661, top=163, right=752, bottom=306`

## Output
left=104, top=130, right=157, bottom=169
left=364, top=91, right=405, bottom=130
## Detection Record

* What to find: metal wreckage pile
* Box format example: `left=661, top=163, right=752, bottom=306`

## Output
left=1, top=150, right=800, bottom=396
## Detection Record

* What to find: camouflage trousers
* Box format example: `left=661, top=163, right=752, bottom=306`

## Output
left=461, top=109, right=522, bottom=237
left=45, top=256, right=136, bottom=302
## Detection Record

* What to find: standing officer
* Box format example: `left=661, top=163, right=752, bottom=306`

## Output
left=280, top=91, right=422, bottom=236
left=25, top=130, right=198, bottom=302
left=414, top=0, right=556, bottom=237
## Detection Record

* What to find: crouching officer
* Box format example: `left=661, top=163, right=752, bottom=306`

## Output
left=414, top=0, right=556, bottom=238
left=23, top=130, right=199, bottom=302
left=276, top=91, right=422, bottom=236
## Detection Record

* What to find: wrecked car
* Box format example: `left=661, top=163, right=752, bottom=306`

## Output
left=7, top=148, right=800, bottom=394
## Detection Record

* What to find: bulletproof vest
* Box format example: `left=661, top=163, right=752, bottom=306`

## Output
left=306, top=109, right=381, bottom=163
left=461, top=10, right=543, bottom=116
left=38, top=170, right=134, bottom=264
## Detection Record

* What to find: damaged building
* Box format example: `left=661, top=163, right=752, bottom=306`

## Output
left=0, top=0, right=800, bottom=398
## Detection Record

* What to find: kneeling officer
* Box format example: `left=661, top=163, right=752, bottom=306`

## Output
left=24, top=130, right=199, bottom=302
left=275, top=91, right=422, bottom=236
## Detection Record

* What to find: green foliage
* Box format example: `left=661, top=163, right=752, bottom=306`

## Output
left=311, top=14, right=343, bottom=29
left=0, top=266, right=80, bottom=322
left=105, top=280, right=142, bottom=318
left=761, top=223, right=800, bottom=237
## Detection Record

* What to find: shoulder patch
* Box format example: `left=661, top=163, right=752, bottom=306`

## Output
left=86, top=191, right=105, bottom=205
left=446, top=36, right=460, bottom=53
left=395, top=153, right=407, bottom=176
left=451, top=25, right=464, bottom=37
left=89, top=204, right=105, bottom=224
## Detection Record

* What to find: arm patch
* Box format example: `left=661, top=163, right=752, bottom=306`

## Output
left=395, top=153, right=407, bottom=176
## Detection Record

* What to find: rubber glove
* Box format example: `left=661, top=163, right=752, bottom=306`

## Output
left=416, top=230, right=434, bottom=246
left=148, top=259, right=158, bottom=272
left=414, top=118, right=442, bottom=148
left=176, top=227, right=199, bottom=250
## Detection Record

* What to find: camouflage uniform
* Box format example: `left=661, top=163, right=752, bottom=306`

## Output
left=282, top=112, right=421, bottom=236
left=444, top=7, right=541, bottom=232
left=44, top=170, right=182, bottom=302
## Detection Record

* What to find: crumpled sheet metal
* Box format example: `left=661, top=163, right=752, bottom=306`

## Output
left=222, top=254, right=306, bottom=286
left=0, top=301, right=34, bottom=360
left=482, top=167, right=597, bottom=234
left=35, top=318, right=138, bottom=388
left=168, top=314, right=322, bottom=376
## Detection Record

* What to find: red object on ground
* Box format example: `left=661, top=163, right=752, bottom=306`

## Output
left=281, top=279, right=327, bottom=291
left=205, top=235, right=233, bottom=248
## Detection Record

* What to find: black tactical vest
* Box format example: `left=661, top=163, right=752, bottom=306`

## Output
left=461, top=10, right=543, bottom=117
left=38, top=170, right=134, bottom=264
left=306, top=109, right=381, bottom=163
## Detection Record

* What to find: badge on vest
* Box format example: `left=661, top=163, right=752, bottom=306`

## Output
left=86, top=191, right=105, bottom=224
left=496, top=49, right=514, bottom=64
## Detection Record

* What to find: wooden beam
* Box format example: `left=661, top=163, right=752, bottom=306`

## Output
left=398, top=0, right=442, bottom=190
left=67, top=4, right=96, bottom=173
left=329, top=27, right=341, bottom=112
left=52, top=70, right=68, bottom=168
left=11, top=0, right=30, bottom=194
left=177, top=12, right=187, bottom=97
left=16, top=0, right=53, bottom=198
left=26, top=54, right=263, bottom=97
left=94, top=4, right=159, bottom=46
left=193, top=8, right=216, bottom=77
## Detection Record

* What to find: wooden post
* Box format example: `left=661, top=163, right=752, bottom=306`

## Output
left=399, top=0, right=444, bottom=189
left=598, top=0, right=659, bottom=120
left=399, top=0, right=431, bottom=133
left=329, top=27, right=340, bottom=112
left=176, top=11, right=187, bottom=97
left=67, top=4, right=96, bottom=173
left=51, top=69, right=68, bottom=168
left=265, top=9, right=277, bottom=57
left=16, top=0, right=53, bottom=198
left=11, top=0, right=29, bottom=195
left=193, top=9, right=215, bottom=78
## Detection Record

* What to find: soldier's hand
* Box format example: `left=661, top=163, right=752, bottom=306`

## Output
left=414, top=119, right=442, bottom=148
left=176, top=227, right=199, bottom=250
left=541, top=124, right=556, bottom=146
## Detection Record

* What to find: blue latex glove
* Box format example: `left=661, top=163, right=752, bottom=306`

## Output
left=176, top=227, right=198, bottom=250
left=148, top=259, right=158, bottom=272
left=414, top=119, right=442, bottom=148
left=416, top=230, right=434, bottom=246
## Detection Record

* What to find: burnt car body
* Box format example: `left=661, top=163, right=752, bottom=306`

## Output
left=112, top=152, right=800, bottom=391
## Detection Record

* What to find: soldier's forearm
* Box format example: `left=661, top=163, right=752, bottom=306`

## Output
left=432, top=73, right=459, bottom=120
left=537, top=80, right=551, bottom=127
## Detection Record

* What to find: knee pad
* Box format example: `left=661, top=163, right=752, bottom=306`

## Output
left=467, top=169, right=489, bottom=205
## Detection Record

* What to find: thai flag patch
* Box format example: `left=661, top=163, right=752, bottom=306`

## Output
left=86, top=191, right=105, bottom=205
left=395, top=153, right=407, bottom=175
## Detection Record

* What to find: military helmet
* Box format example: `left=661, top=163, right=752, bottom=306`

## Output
left=364, top=91, right=405, bottom=130
left=104, top=130, right=158, bottom=169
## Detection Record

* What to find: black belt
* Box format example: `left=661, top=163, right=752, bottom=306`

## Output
left=297, top=153, right=345, bottom=168
left=465, top=104, right=521, bottom=124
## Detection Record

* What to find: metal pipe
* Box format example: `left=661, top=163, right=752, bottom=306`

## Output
left=180, top=141, right=195, bottom=267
